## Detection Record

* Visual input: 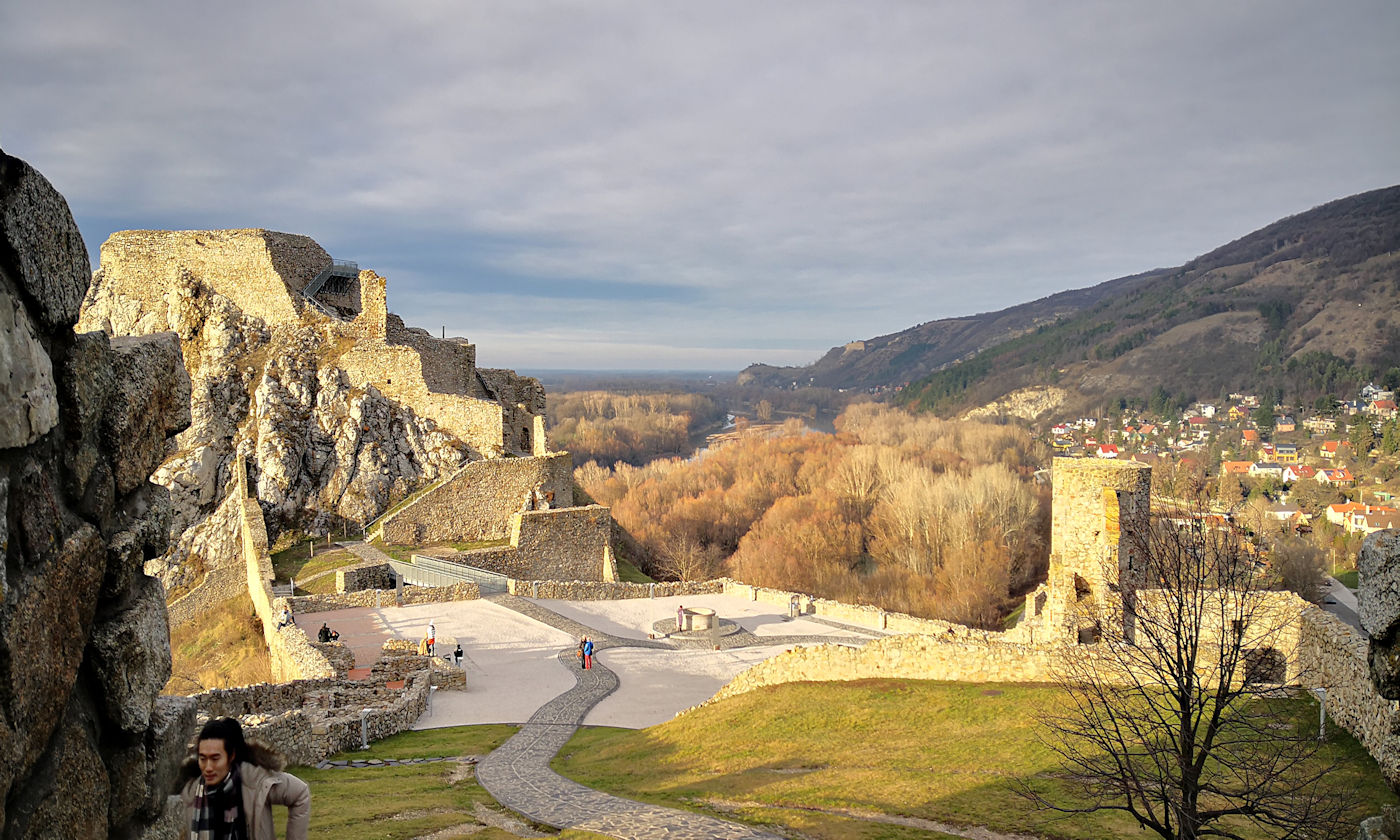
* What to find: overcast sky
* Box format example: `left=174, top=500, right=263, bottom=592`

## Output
left=3, top=2, right=1397, bottom=371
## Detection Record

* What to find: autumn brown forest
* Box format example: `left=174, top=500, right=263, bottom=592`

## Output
left=571, top=402, right=1051, bottom=627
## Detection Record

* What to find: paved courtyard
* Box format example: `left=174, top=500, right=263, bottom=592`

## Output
left=298, top=592, right=879, bottom=730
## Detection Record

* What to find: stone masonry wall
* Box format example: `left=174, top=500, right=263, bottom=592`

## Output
left=90, top=229, right=328, bottom=330
left=285, top=581, right=481, bottom=614
left=338, top=342, right=505, bottom=457
left=337, top=563, right=394, bottom=593
left=233, top=461, right=336, bottom=682
left=377, top=452, right=574, bottom=544
left=508, top=579, right=724, bottom=600
left=190, top=670, right=433, bottom=768
left=1298, top=608, right=1400, bottom=786
left=450, top=505, right=612, bottom=581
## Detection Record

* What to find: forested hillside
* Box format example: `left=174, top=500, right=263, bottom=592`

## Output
left=743, top=185, right=1400, bottom=418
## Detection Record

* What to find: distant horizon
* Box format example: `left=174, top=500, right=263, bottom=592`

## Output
left=7, top=2, right=1397, bottom=370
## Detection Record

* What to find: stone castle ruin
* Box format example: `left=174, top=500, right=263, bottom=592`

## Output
left=75, top=227, right=615, bottom=608
left=1018, top=459, right=1152, bottom=644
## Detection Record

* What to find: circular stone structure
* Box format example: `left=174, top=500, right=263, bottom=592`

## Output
left=689, top=607, right=716, bottom=630
left=652, top=617, right=742, bottom=639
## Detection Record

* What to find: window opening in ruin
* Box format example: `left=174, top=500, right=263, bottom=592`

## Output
left=1078, top=622, right=1101, bottom=645
left=522, top=427, right=530, bottom=448
left=1033, top=591, right=1047, bottom=617
left=1244, top=648, right=1286, bottom=685
left=1074, top=574, right=1092, bottom=601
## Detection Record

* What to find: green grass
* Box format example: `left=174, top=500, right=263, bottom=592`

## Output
left=616, top=557, right=654, bottom=583
left=270, top=543, right=359, bottom=584
left=1336, top=569, right=1359, bottom=589
left=291, top=725, right=521, bottom=840
left=551, top=680, right=1396, bottom=840
left=449, top=538, right=511, bottom=552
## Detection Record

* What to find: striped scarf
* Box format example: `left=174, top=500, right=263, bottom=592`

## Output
left=190, top=762, right=248, bottom=840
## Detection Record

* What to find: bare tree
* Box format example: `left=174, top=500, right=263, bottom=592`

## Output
left=655, top=533, right=723, bottom=582
left=1022, top=504, right=1356, bottom=839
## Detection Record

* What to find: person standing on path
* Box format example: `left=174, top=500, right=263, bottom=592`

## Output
left=576, top=637, right=586, bottom=669
left=428, top=621, right=436, bottom=657
left=582, top=637, right=594, bottom=670
left=677, top=604, right=684, bottom=633
left=178, top=716, right=310, bottom=840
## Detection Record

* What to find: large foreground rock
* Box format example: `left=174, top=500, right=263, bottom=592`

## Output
left=0, top=148, right=190, bottom=839
left=1360, top=530, right=1400, bottom=700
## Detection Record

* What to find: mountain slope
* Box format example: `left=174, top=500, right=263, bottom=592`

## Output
left=742, top=185, right=1400, bottom=416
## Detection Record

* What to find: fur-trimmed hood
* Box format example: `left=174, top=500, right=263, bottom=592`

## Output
left=176, top=739, right=287, bottom=788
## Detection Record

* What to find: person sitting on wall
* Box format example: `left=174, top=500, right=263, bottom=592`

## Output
left=178, top=716, right=310, bottom=840
left=317, top=623, right=331, bottom=643
left=329, top=629, right=339, bottom=641
left=277, top=607, right=293, bottom=629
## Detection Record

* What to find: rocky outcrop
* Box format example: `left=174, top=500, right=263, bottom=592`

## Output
left=78, top=233, right=477, bottom=592
left=1360, top=530, right=1400, bottom=700
left=0, top=149, right=193, bottom=839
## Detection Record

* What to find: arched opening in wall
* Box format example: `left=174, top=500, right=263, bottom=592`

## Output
left=1244, top=648, right=1286, bottom=685
left=1073, top=574, right=1092, bottom=601
left=521, top=426, right=530, bottom=451
left=1033, top=591, right=1047, bottom=617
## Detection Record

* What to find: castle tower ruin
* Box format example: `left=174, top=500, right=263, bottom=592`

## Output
left=1019, top=457, right=1152, bottom=644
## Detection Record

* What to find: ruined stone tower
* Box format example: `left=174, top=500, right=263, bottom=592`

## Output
left=1019, top=457, right=1152, bottom=644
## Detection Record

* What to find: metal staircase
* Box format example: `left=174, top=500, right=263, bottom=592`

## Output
left=300, top=259, right=359, bottom=318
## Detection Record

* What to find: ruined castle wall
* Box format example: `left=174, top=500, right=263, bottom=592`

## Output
left=189, top=670, right=434, bottom=767
left=285, top=582, right=481, bottom=614
left=709, top=634, right=1067, bottom=704
left=233, top=463, right=336, bottom=682
left=338, top=342, right=505, bottom=456
left=350, top=271, right=387, bottom=340
left=92, top=229, right=328, bottom=329
left=1299, top=609, right=1400, bottom=786
left=448, top=505, right=612, bottom=581
left=508, top=579, right=723, bottom=600
left=378, top=452, right=573, bottom=544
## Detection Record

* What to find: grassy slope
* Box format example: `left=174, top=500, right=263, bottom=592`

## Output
left=552, top=680, right=1396, bottom=840
left=164, top=592, right=271, bottom=694
left=291, top=726, right=520, bottom=840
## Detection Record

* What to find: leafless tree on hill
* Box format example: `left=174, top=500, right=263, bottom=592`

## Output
left=1020, top=502, right=1356, bottom=839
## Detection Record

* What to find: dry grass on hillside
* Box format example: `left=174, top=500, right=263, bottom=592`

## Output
left=164, top=592, right=271, bottom=695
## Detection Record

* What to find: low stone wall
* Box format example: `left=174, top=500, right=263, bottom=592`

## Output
left=508, top=579, right=723, bottom=600
left=1298, top=609, right=1400, bottom=786
left=708, top=634, right=1066, bottom=705
left=376, top=452, right=573, bottom=544
left=286, top=581, right=481, bottom=614
left=338, top=563, right=393, bottom=592
left=720, top=579, right=975, bottom=635
left=166, top=566, right=245, bottom=628
left=193, top=670, right=435, bottom=767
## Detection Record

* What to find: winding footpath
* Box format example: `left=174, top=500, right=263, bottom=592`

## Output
left=475, top=594, right=875, bottom=840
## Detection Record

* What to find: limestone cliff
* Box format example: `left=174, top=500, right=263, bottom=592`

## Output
left=78, top=229, right=546, bottom=593
left=0, top=149, right=192, bottom=839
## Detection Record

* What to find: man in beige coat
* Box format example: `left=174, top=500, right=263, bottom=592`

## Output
left=179, top=717, right=310, bottom=840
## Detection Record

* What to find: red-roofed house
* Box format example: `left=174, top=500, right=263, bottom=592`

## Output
left=1317, top=468, right=1355, bottom=486
left=1096, top=444, right=1120, bottom=459
left=1319, top=440, right=1349, bottom=460
left=1369, top=399, right=1398, bottom=419
left=1242, top=429, right=1260, bottom=443
left=1222, top=460, right=1253, bottom=475
left=1282, top=464, right=1316, bottom=483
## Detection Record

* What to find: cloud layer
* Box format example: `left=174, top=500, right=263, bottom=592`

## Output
left=4, top=1, right=1398, bottom=369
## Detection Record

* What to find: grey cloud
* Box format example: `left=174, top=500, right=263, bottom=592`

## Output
left=3, top=0, right=1397, bottom=369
